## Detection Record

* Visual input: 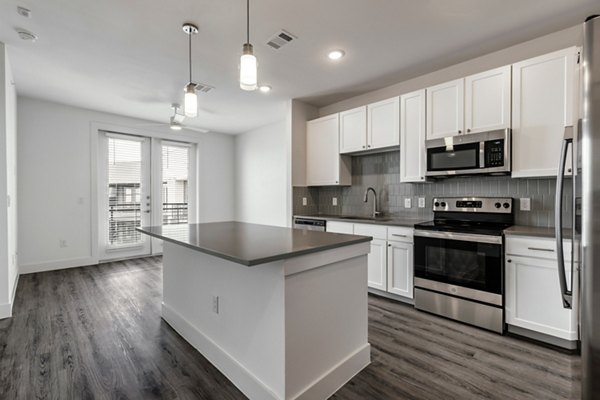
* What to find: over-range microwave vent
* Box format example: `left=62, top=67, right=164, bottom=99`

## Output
left=266, top=30, right=297, bottom=50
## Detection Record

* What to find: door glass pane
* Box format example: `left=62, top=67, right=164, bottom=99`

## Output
left=162, top=145, right=189, bottom=225
left=107, top=137, right=142, bottom=246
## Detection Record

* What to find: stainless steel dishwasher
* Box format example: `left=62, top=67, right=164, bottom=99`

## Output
left=293, top=217, right=326, bottom=232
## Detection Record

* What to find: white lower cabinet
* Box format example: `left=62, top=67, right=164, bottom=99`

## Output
left=387, top=240, right=414, bottom=298
left=327, top=221, right=414, bottom=299
left=505, top=236, right=578, bottom=342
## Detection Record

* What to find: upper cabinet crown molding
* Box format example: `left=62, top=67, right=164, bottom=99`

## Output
left=511, top=46, right=579, bottom=178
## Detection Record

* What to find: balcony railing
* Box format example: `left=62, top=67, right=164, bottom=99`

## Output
left=108, top=202, right=188, bottom=245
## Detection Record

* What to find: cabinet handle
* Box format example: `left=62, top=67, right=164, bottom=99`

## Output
left=367, top=145, right=371, bottom=148
left=467, top=129, right=471, bottom=133
left=458, top=130, right=462, bottom=134
left=527, top=247, right=554, bottom=252
left=507, top=259, right=512, bottom=263
left=388, top=244, right=391, bottom=247
left=392, top=234, right=407, bottom=237
left=335, top=181, right=339, bottom=184
left=362, top=145, right=366, bottom=149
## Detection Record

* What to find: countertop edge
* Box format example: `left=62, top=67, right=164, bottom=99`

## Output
left=137, top=227, right=372, bottom=266
left=293, top=214, right=425, bottom=227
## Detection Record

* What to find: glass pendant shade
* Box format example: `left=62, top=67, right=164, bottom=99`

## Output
left=184, top=83, right=198, bottom=118
left=240, top=44, right=257, bottom=91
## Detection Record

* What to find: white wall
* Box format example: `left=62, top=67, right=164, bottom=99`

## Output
left=0, top=43, right=18, bottom=318
left=235, top=120, right=290, bottom=227
left=17, top=96, right=235, bottom=273
left=288, top=100, right=318, bottom=187
left=319, top=25, right=582, bottom=116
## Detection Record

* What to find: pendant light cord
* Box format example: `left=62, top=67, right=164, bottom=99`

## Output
left=188, top=30, right=192, bottom=83
left=246, top=0, right=250, bottom=45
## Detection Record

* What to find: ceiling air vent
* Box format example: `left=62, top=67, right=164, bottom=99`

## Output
left=194, top=82, right=214, bottom=93
left=266, top=30, right=297, bottom=50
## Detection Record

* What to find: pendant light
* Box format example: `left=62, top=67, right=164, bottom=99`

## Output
left=183, top=23, right=198, bottom=117
left=239, top=0, right=258, bottom=91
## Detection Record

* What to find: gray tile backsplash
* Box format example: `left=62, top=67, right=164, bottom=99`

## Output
left=293, top=151, right=569, bottom=228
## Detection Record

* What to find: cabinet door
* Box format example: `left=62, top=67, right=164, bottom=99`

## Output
left=367, top=238, right=387, bottom=291
left=512, top=47, right=579, bottom=178
left=465, top=65, right=511, bottom=134
left=387, top=240, right=414, bottom=298
left=339, top=106, right=367, bottom=153
left=367, top=97, right=399, bottom=150
left=426, top=78, right=464, bottom=140
left=326, top=221, right=354, bottom=234
left=505, top=255, right=577, bottom=340
left=400, top=89, right=427, bottom=183
left=306, top=114, right=340, bottom=185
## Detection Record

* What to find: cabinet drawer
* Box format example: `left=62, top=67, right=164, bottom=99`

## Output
left=506, top=236, right=572, bottom=261
left=387, top=227, right=413, bottom=243
left=326, top=221, right=354, bottom=235
left=354, top=223, right=387, bottom=240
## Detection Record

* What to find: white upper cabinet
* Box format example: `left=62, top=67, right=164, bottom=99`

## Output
left=367, top=97, right=400, bottom=150
left=465, top=65, right=511, bottom=134
left=426, top=78, right=465, bottom=140
left=512, top=47, right=579, bottom=178
left=400, top=89, right=427, bottom=183
left=339, top=106, right=367, bottom=153
left=306, top=114, right=352, bottom=186
left=339, top=98, right=400, bottom=154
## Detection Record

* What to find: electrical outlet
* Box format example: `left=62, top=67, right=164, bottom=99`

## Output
left=520, top=198, right=531, bottom=211
left=332, top=197, right=338, bottom=206
left=212, top=295, right=219, bottom=314
left=59, top=239, right=68, bottom=248
left=418, top=197, right=426, bottom=208
left=302, top=197, right=307, bottom=206
left=404, top=198, right=412, bottom=209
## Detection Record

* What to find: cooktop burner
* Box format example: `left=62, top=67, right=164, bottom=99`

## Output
left=414, top=197, right=514, bottom=236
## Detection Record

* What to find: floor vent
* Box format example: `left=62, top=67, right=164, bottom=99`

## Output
left=266, top=30, right=297, bottom=50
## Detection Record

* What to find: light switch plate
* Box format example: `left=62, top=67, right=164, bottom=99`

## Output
left=418, top=197, right=426, bottom=208
left=332, top=197, right=338, bottom=206
left=520, top=198, right=531, bottom=211
left=302, top=197, right=307, bottom=206
left=404, top=198, right=412, bottom=209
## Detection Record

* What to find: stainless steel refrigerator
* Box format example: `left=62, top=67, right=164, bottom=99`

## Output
left=555, top=14, right=600, bottom=400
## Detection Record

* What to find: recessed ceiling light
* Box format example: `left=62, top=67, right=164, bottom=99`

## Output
left=15, top=28, right=37, bottom=42
left=328, top=50, right=345, bottom=60
left=259, top=85, right=272, bottom=93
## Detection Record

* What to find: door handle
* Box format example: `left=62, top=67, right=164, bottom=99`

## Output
left=554, top=128, right=573, bottom=309
left=144, top=210, right=151, bottom=214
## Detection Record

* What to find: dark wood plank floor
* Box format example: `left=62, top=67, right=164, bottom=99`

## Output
left=0, top=257, right=580, bottom=399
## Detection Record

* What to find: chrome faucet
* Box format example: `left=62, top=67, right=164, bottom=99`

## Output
left=363, top=187, right=381, bottom=218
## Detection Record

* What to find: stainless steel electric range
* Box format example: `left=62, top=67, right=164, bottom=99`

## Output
left=413, top=197, right=513, bottom=334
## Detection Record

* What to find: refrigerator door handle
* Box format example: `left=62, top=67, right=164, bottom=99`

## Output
left=555, top=127, right=573, bottom=309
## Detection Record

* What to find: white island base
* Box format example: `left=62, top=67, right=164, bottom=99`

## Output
left=161, top=240, right=371, bottom=400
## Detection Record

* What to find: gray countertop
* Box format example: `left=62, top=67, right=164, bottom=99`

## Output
left=294, top=214, right=426, bottom=227
left=503, top=225, right=572, bottom=239
left=137, top=221, right=372, bottom=266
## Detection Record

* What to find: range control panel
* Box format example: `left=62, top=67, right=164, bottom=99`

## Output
left=433, top=197, right=513, bottom=213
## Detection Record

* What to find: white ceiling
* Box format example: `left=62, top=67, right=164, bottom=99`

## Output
left=1, top=0, right=598, bottom=134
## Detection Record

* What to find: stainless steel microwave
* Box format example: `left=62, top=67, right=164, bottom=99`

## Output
left=425, top=129, right=511, bottom=177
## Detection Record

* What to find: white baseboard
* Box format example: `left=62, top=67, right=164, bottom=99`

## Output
left=162, top=303, right=370, bottom=400
left=162, top=303, right=281, bottom=400
left=20, top=256, right=97, bottom=274
left=0, top=273, right=21, bottom=319
left=293, top=344, right=370, bottom=400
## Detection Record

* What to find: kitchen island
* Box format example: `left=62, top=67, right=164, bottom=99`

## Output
left=137, top=221, right=372, bottom=400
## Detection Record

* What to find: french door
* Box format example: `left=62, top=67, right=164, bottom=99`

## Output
left=98, top=132, right=195, bottom=261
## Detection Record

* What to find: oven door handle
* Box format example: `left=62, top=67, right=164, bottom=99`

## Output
left=414, top=230, right=502, bottom=245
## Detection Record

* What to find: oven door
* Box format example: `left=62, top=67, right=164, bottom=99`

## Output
left=414, top=230, right=503, bottom=301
